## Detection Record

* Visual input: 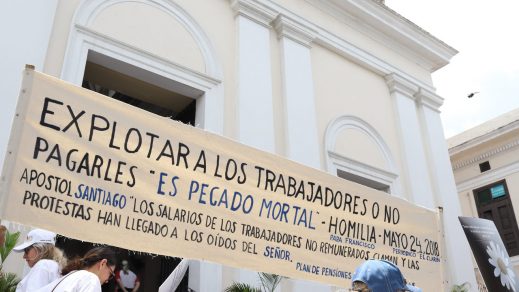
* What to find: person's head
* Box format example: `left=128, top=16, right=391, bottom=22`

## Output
left=122, top=259, right=129, bottom=271
left=13, top=229, right=56, bottom=268
left=351, top=260, right=421, bottom=292
left=351, top=281, right=370, bottom=292
left=63, top=246, right=117, bottom=284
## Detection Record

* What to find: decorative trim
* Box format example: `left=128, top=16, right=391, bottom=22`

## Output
left=385, top=73, right=445, bottom=111
left=62, top=0, right=225, bottom=134
left=308, top=0, right=457, bottom=72
left=452, top=139, right=519, bottom=170
left=329, top=151, right=398, bottom=182
left=385, top=73, right=418, bottom=99
left=229, top=0, right=448, bottom=111
left=324, top=115, right=402, bottom=195
left=456, top=160, right=519, bottom=193
left=272, top=14, right=316, bottom=47
left=415, top=88, right=444, bottom=112
left=77, top=25, right=221, bottom=89
left=449, top=120, right=519, bottom=156
left=231, top=0, right=447, bottom=111
left=230, top=0, right=277, bottom=27
left=328, top=151, right=399, bottom=194
left=231, top=0, right=438, bottom=93
left=74, top=0, right=222, bottom=77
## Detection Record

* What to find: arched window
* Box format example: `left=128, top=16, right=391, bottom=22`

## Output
left=61, top=0, right=224, bottom=133
left=324, top=115, right=402, bottom=195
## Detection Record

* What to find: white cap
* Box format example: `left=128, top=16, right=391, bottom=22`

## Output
left=13, top=229, right=56, bottom=252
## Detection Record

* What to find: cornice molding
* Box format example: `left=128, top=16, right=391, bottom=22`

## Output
left=310, top=0, right=458, bottom=72
left=451, top=138, right=519, bottom=170
left=415, top=88, right=444, bottom=112
left=272, top=14, right=316, bottom=47
left=230, top=0, right=277, bottom=27
left=231, top=0, right=438, bottom=93
left=384, top=74, right=445, bottom=111
left=229, top=0, right=448, bottom=112
left=456, top=160, right=519, bottom=193
left=74, top=0, right=223, bottom=78
left=449, top=120, right=519, bottom=156
left=328, top=151, right=398, bottom=180
left=75, top=25, right=222, bottom=89
left=385, top=73, right=418, bottom=99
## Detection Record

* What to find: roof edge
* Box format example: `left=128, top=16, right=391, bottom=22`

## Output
left=326, top=0, right=458, bottom=72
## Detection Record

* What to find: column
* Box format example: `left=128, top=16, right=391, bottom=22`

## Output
left=273, top=15, right=320, bottom=168
left=210, top=1, right=278, bottom=290
left=234, top=0, right=276, bottom=153
left=273, top=14, right=331, bottom=292
left=416, top=88, right=478, bottom=289
left=385, top=74, right=435, bottom=208
left=188, top=261, right=222, bottom=292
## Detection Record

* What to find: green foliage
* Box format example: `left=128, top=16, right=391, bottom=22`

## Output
left=0, top=228, right=21, bottom=291
left=0, top=272, right=19, bottom=292
left=451, top=282, right=471, bottom=292
left=1, top=230, right=20, bottom=265
left=258, top=273, right=283, bottom=292
left=224, top=282, right=261, bottom=292
left=224, top=272, right=285, bottom=292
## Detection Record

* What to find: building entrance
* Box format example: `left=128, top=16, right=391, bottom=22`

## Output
left=53, top=49, right=197, bottom=291
left=56, top=236, right=188, bottom=291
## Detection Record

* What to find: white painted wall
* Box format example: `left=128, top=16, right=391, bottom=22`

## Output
left=0, top=0, right=58, bottom=171
left=420, top=102, right=478, bottom=288
left=0, top=0, right=58, bottom=276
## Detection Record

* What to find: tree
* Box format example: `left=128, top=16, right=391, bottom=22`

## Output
left=258, top=273, right=283, bottom=292
left=224, top=272, right=285, bottom=292
left=0, top=226, right=21, bottom=292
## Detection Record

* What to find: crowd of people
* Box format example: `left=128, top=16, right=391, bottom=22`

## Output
left=11, top=228, right=420, bottom=292
left=12, top=228, right=139, bottom=292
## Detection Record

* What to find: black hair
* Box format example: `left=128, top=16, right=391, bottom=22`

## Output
left=61, top=246, right=117, bottom=275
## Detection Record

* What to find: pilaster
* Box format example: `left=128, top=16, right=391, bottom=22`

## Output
left=232, top=0, right=276, bottom=153
left=274, top=15, right=320, bottom=168
left=419, top=96, right=478, bottom=289
left=415, top=87, right=444, bottom=113
left=387, top=73, right=477, bottom=289
left=385, top=73, right=435, bottom=208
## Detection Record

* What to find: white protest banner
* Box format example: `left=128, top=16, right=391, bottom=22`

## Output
left=0, top=68, right=443, bottom=289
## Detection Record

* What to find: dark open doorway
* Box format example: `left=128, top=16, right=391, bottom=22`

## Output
left=53, top=50, right=198, bottom=291
left=56, top=236, right=188, bottom=291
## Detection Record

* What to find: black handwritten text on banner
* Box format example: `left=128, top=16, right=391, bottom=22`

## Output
left=0, top=69, right=442, bottom=288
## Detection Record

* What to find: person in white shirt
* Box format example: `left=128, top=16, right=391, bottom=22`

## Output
left=36, top=246, right=117, bottom=292
left=13, top=228, right=66, bottom=292
left=116, top=260, right=140, bottom=292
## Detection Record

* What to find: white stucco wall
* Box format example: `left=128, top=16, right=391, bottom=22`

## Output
left=0, top=0, right=58, bottom=171
left=0, top=0, right=59, bottom=276
left=311, top=45, right=402, bottom=176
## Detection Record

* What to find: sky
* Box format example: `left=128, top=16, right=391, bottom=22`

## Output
left=385, top=0, right=519, bottom=138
